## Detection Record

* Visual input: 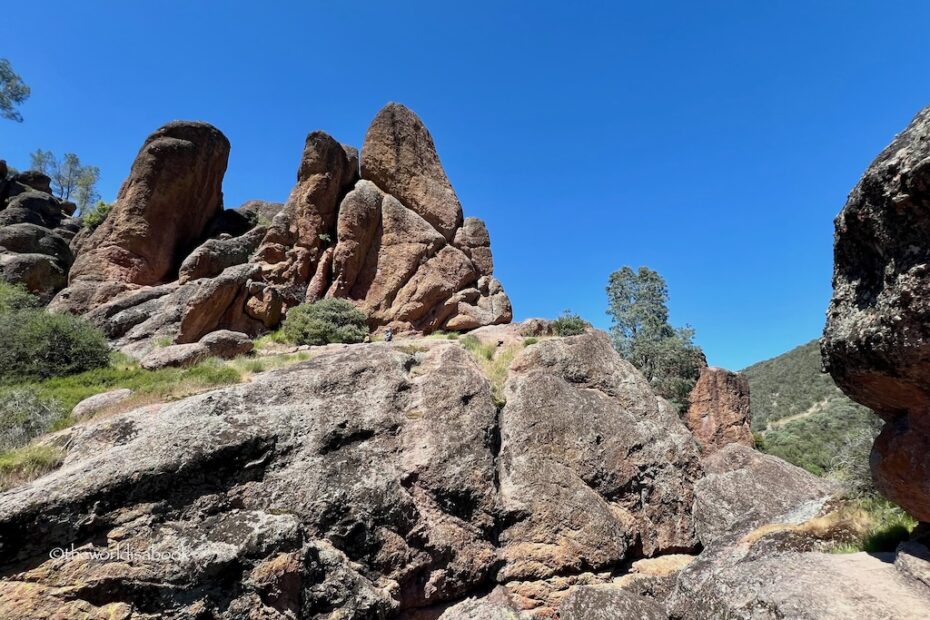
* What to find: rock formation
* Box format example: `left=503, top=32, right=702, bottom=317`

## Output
left=0, top=328, right=696, bottom=617
left=45, top=104, right=511, bottom=356
left=68, top=121, right=230, bottom=286
left=685, top=366, right=754, bottom=455
left=4, top=322, right=930, bottom=617
left=0, top=163, right=79, bottom=301
left=823, top=105, right=930, bottom=521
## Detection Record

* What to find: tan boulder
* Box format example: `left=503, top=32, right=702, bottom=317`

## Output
left=685, top=367, right=754, bottom=455
left=360, top=103, right=463, bottom=240
left=69, top=121, right=230, bottom=286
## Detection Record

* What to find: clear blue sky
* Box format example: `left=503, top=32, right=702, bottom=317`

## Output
left=3, top=1, right=929, bottom=369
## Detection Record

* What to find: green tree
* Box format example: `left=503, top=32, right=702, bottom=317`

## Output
left=29, top=150, right=101, bottom=213
left=0, top=59, right=30, bottom=122
left=606, top=266, right=704, bottom=408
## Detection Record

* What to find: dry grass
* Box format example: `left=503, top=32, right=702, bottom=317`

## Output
left=0, top=444, right=64, bottom=491
left=741, top=497, right=917, bottom=553
left=459, top=335, right=521, bottom=407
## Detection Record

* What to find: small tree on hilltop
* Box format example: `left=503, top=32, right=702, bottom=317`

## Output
left=606, top=266, right=704, bottom=409
left=29, top=150, right=101, bottom=214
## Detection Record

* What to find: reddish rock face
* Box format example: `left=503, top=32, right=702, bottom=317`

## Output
left=360, top=103, right=463, bottom=241
left=685, top=367, right=753, bottom=455
left=822, top=105, right=930, bottom=520
left=49, top=104, right=511, bottom=356
left=69, top=122, right=230, bottom=286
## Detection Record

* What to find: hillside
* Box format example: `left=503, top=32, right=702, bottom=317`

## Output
left=743, top=340, right=877, bottom=475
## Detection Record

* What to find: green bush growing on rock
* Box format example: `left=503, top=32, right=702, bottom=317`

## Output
left=552, top=311, right=587, bottom=337
left=81, top=200, right=113, bottom=229
left=281, top=298, right=369, bottom=346
left=0, top=309, right=110, bottom=382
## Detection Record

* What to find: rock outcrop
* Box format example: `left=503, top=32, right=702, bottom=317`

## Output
left=0, top=329, right=700, bottom=618
left=823, top=105, right=930, bottom=520
left=68, top=121, right=230, bottom=286
left=685, top=366, right=754, bottom=455
left=0, top=164, right=78, bottom=301
left=46, top=104, right=510, bottom=356
left=691, top=443, right=837, bottom=547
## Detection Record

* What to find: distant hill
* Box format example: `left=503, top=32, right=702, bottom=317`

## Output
left=742, top=340, right=878, bottom=475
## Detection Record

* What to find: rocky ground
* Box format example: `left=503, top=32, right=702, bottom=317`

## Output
left=1, top=323, right=929, bottom=619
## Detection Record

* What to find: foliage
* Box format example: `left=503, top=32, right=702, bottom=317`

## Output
left=552, top=310, right=588, bottom=337
left=0, top=444, right=63, bottom=491
left=523, top=337, right=538, bottom=346
left=281, top=298, right=369, bottom=346
left=606, top=266, right=704, bottom=408
left=29, top=150, right=101, bottom=213
left=0, top=58, right=30, bottom=122
left=742, top=340, right=869, bottom=428
left=460, top=334, right=496, bottom=360
left=81, top=200, right=113, bottom=229
left=831, top=497, right=917, bottom=553
left=745, top=340, right=879, bottom=476
left=0, top=281, right=39, bottom=312
left=830, top=423, right=881, bottom=496
left=0, top=388, right=63, bottom=451
left=0, top=309, right=110, bottom=382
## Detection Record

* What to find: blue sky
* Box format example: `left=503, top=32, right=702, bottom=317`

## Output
left=3, top=1, right=930, bottom=369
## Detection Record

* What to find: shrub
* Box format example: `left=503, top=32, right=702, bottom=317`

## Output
left=553, top=311, right=587, bottom=337
left=281, top=298, right=369, bottom=346
left=0, top=281, right=39, bottom=312
left=523, top=337, right=538, bottom=346
left=0, top=309, right=110, bottom=382
left=81, top=200, right=113, bottom=229
left=0, top=388, right=63, bottom=451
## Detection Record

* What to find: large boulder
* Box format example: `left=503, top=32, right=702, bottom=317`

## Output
left=685, top=366, right=753, bottom=455
left=497, top=331, right=702, bottom=582
left=822, top=105, right=930, bottom=520
left=669, top=544, right=930, bottom=619
left=559, top=586, right=667, bottom=620
left=68, top=121, right=230, bottom=286
left=0, top=182, right=76, bottom=301
left=360, top=103, right=463, bottom=241
left=0, top=342, right=500, bottom=615
left=692, top=443, right=838, bottom=547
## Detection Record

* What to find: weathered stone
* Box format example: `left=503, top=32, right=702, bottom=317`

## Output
left=822, top=105, right=930, bottom=520
left=361, top=103, right=463, bottom=240
left=69, top=121, right=230, bottom=286
left=497, top=331, right=701, bottom=581
left=685, top=366, right=754, bottom=455
left=235, top=199, right=284, bottom=225
left=0, top=252, right=67, bottom=301
left=178, top=225, right=265, bottom=283
left=0, top=342, right=500, bottom=614
left=71, top=389, right=133, bottom=420
left=453, top=216, right=494, bottom=277
left=251, top=131, right=357, bottom=310
left=139, top=342, right=210, bottom=369
left=559, top=586, right=667, bottom=620
left=692, top=443, right=838, bottom=547
left=669, top=546, right=930, bottom=619
left=11, top=171, right=52, bottom=195
left=199, top=329, right=253, bottom=359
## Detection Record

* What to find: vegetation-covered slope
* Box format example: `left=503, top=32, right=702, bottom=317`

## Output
left=743, top=340, right=877, bottom=475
